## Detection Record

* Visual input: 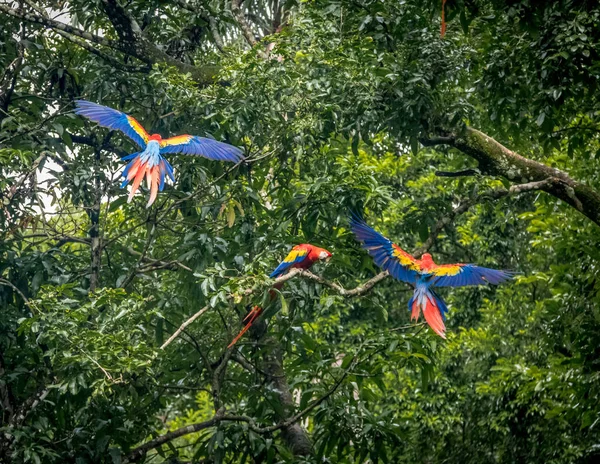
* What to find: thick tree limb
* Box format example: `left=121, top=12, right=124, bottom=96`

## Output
left=207, top=15, right=226, bottom=52
left=262, top=339, right=312, bottom=455
left=231, top=0, right=258, bottom=46
left=422, top=127, right=600, bottom=226
left=100, top=0, right=143, bottom=45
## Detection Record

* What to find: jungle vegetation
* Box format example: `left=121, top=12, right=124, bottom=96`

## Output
left=1, top=0, right=600, bottom=462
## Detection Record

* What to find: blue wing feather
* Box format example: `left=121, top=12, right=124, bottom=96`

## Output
left=433, top=265, right=515, bottom=287
left=269, top=254, right=308, bottom=278
left=160, top=135, right=244, bottom=163
left=74, top=100, right=148, bottom=149
left=349, top=213, right=419, bottom=284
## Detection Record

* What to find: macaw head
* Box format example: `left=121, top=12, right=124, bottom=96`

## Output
left=315, top=247, right=332, bottom=262
left=149, top=133, right=163, bottom=141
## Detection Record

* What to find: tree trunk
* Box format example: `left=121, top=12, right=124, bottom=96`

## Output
left=263, top=339, right=313, bottom=457
left=88, top=148, right=102, bottom=292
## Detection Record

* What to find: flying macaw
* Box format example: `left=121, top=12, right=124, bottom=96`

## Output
left=350, top=215, right=514, bottom=338
left=228, top=244, right=332, bottom=347
left=74, top=100, right=244, bottom=207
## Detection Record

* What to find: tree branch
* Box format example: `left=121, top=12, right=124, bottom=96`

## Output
left=0, top=3, right=220, bottom=85
left=160, top=305, right=210, bottom=349
left=435, top=168, right=480, bottom=177
left=124, top=409, right=225, bottom=463
left=207, top=15, right=226, bottom=52
left=413, top=178, right=559, bottom=258
left=125, top=348, right=363, bottom=461
left=0, top=4, right=120, bottom=51
left=172, top=0, right=226, bottom=52
left=231, top=0, right=258, bottom=46
left=126, top=246, right=193, bottom=273
left=53, top=28, right=149, bottom=73
left=0, top=278, right=35, bottom=312
left=160, top=175, right=552, bottom=348
left=120, top=224, right=156, bottom=288
left=99, top=0, right=143, bottom=44
left=425, top=127, right=600, bottom=226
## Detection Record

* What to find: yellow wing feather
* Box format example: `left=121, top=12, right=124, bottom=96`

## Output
left=392, top=245, right=422, bottom=272
left=430, top=264, right=464, bottom=276
left=160, top=134, right=193, bottom=148
left=283, top=247, right=309, bottom=263
left=126, top=116, right=150, bottom=144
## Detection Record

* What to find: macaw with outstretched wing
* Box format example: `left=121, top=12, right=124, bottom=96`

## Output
left=74, top=100, right=244, bottom=207
left=228, top=244, right=332, bottom=347
left=350, top=214, right=514, bottom=338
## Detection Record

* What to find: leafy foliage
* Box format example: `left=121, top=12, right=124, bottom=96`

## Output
left=1, top=0, right=600, bottom=463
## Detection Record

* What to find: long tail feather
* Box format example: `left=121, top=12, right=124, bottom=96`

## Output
left=121, top=151, right=175, bottom=207
left=422, top=293, right=446, bottom=338
left=128, top=166, right=146, bottom=203
left=441, top=0, right=447, bottom=37
left=411, top=286, right=448, bottom=338
left=147, top=166, right=160, bottom=207
left=228, top=306, right=263, bottom=348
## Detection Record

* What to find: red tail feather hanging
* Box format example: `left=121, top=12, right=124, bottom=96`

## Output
left=441, top=0, right=447, bottom=38
left=228, top=306, right=263, bottom=348
left=423, top=295, right=446, bottom=339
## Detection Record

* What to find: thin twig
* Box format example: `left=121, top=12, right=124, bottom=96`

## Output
left=0, top=278, right=36, bottom=312
left=160, top=305, right=210, bottom=349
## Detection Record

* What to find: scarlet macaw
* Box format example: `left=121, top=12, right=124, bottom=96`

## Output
left=228, top=244, right=332, bottom=347
left=74, top=100, right=244, bottom=207
left=350, top=215, right=514, bottom=338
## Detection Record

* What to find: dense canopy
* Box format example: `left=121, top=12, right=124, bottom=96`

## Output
left=1, top=0, right=599, bottom=463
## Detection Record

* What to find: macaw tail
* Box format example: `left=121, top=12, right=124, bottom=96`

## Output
left=121, top=150, right=175, bottom=207
left=441, top=0, right=447, bottom=37
left=228, top=306, right=263, bottom=348
left=408, top=287, right=449, bottom=338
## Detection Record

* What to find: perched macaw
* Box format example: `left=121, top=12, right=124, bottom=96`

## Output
left=268, top=244, right=333, bottom=278
left=228, top=244, right=332, bottom=347
left=350, top=215, right=514, bottom=338
left=74, top=100, right=244, bottom=207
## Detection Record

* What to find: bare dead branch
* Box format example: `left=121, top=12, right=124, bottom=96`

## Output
left=160, top=305, right=210, bottom=349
